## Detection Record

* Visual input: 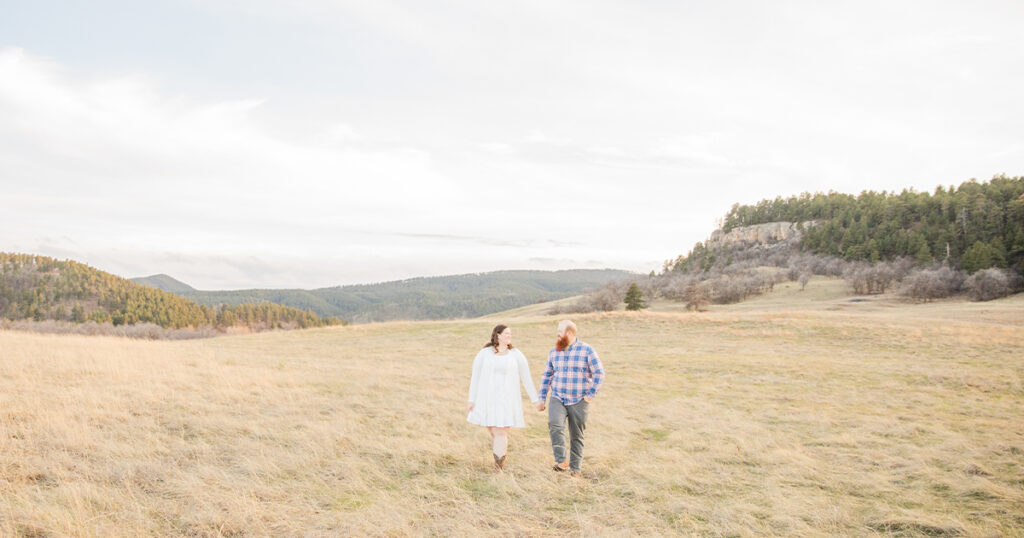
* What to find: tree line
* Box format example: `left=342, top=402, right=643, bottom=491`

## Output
left=0, top=253, right=343, bottom=332
left=561, top=240, right=1020, bottom=316
left=557, top=176, right=1023, bottom=314
left=708, top=175, right=1023, bottom=274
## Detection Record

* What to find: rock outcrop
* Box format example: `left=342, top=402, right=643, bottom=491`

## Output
left=706, top=221, right=814, bottom=249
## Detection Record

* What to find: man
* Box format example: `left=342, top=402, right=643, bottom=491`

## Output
left=536, top=320, right=605, bottom=478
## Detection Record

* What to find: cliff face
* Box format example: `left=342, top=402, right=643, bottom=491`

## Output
left=706, top=221, right=812, bottom=248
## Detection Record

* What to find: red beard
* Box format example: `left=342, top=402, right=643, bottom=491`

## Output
left=555, top=335, right=571, bottom=351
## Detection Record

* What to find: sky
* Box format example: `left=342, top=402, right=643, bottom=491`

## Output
left=2, top=0, right=1022, bottom=289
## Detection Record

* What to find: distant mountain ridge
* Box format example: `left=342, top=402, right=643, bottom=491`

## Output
left=131, top=274, right=196, bottom=293
left=134, top=269, right=635, bottom=323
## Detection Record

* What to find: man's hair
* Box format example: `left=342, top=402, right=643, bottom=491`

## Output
left=556, top=320, right=578, bottom=351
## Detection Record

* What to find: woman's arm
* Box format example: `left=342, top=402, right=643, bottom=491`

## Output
left=515, top=350, right=540, bottom=403
left=538, top=351, right=555, bottom=403
left=467, top=350, right=485, bottom=410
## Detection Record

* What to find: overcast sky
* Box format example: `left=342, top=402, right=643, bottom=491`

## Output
left=2, top=1, right=1022, bottom=289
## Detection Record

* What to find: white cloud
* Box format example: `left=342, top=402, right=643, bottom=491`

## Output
left=649, top=134, right=733, bottom=167
left=1, top=48, right=467, bottom=235
left=0, top=48, right=660, bottom=286
left=2, top=1, right=1023, bottom=287
left=0, top=48, right=447, bottom=202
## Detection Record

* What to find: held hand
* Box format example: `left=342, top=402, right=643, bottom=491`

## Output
left=467, top=402, right=475, bottom=412
left=583, top=396, right=592, bottom=403
left=535, top=401, right=546, bottom=412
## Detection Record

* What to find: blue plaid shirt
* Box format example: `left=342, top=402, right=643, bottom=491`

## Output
left=539, top=340, right=605, bottom=405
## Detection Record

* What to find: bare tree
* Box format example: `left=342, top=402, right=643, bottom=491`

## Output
left=684, top=281, right=710, bottom=311
left=581, top=282, right=624, bottom=312
left=844, top=262, right=897, bottom=294
left=964, top=268, right=1014, bottom=301
left=899, top=266, right=966, bottom=301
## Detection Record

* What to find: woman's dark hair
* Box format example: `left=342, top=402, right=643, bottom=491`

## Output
left=484, top=324, right=514, bottom=351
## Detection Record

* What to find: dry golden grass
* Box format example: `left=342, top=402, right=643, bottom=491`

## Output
left=2, top=280, right=1023, bottom=536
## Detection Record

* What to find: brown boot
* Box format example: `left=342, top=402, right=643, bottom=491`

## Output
left=494, top=453, right=506, bottom=470
left=552, top=461, right=569, bottom=472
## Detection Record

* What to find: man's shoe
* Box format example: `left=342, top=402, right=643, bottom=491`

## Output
left=494, top=454, right=506, bottom=470
left=570, top=472, right=582, bottom=479
left=552, top=461, right=569, bottom=472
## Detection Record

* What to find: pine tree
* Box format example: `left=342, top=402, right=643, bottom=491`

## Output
left=962, top=241, right=996, bottom=273
left=990, top=237, right=1008, bottom=268
left=915, top=242, right=934, bottom=266
left=624, top=283, right=647, bottom=311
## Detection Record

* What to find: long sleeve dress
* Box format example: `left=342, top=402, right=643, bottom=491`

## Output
left=466, top=347, right=539, bottom=428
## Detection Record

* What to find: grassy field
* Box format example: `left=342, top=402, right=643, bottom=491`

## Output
left=2, top=278, right=1023, bottom=536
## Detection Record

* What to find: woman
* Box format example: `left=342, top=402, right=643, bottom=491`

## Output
left=467, top=324, right=540, bottom=470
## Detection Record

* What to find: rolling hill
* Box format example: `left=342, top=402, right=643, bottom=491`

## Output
left=671, top=175, right=1024, bottom=275
left=0, top=253, right=341, bottom=331
left=134, top=269, right=635, bottom=323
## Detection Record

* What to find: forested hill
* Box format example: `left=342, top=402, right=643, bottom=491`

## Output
left=152, top=269, right=634, bottom=323
left=672, top=175, right=1023, bottom=275
left=0, top=254, right=341, bottom=331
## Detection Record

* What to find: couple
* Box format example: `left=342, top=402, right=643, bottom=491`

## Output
left=466, top=320, right=605, bottom=477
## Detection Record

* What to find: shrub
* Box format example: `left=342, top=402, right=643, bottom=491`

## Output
left=684, top=282, right=710, bottom=312
left=843, top=262, right=896, bottom=294
left=635, top=277, right=660, bottom=302
left=899, top=267, right=966, bottom=301
left=0, top=319, right=218, bottom=339
left=586, top=283, right=624, bottom=311
left=549, top=281, right=625, bottom=314
left=964, top=268, right=1014, bottom=301
left=661, top=273, right=698, bottom=302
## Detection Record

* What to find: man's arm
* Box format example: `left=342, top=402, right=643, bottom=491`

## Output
left=585, top=347, right=605, bottom=399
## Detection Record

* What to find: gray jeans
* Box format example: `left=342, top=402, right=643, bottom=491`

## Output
left=548, top=397, right=589, bottom=473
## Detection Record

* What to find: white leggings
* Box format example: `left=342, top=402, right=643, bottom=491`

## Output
left=489, top=427, right=509, bottom=457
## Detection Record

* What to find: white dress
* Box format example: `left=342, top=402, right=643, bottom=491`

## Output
left=466, top=347, right=539, bottom=428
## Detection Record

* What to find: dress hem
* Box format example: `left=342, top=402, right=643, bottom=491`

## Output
left=466, top=418, right=526, bottom=428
